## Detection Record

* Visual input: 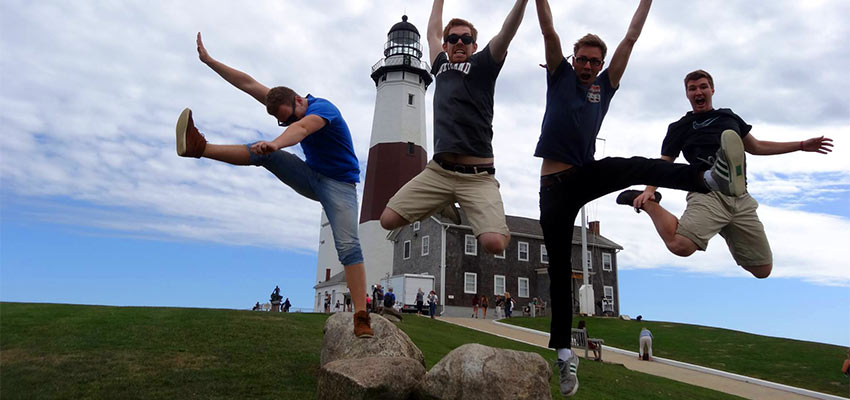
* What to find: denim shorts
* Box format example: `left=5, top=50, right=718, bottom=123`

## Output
left=248, top=145, right=363, bottom=266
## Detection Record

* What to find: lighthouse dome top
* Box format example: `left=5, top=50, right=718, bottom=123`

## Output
left=383, top=15, right=422, bottom=59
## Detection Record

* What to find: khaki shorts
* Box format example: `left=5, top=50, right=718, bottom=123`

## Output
left=677, top=192, right=773, bottom=267
left=386, top=160, right=509, bottom=237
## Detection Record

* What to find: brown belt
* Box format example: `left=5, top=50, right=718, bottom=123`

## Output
left=434, top=158, right=495, bottom=174
left=540, top=167, right=578, bottom=188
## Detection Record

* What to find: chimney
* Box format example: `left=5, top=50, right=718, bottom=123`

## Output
left=325, top=268, right=331, bottom=281
left=588, top=221, right=600, bottom=236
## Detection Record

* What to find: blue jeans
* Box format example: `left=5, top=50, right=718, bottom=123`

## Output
left=248, top=146, right=363, bottom=266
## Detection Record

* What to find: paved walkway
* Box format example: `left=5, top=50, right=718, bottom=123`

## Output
left=440, top=317, right=842, bottom=400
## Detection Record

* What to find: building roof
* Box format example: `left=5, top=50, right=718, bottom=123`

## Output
left=431, top=213, right=623, bottom=251
left=314, top=270, right=346, bottom=289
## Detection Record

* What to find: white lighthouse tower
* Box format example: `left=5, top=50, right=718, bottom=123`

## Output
left=313, top=15, right=431, bottom=310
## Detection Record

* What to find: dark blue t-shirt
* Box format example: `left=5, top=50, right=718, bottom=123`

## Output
left=535, top=60, right=617, bottom=166
left=662, top=108, right=751, bottom=168
left=299, top=95, right=360, bottom=183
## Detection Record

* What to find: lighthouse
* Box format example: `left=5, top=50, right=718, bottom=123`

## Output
left=313, top=15, right=431, bottom=310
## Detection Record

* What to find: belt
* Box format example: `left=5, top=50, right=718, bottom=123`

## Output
left=540, top=167, right=577, bottom=188
left=434, top=158, right=495, bottom=174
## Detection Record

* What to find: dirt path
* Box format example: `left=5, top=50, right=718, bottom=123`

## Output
left=440, top=317, right=837, bottom=400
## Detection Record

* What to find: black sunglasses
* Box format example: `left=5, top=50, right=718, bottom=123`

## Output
left=445, top=34, right=474, bottom=45
left=278, top=98, right=298, bottom=127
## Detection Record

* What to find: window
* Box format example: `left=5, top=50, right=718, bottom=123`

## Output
left=421, top=235, right=430, bottom=256
left=585, top=250, right=593, bottom=270
left=602, top=253, right=612, bottom=271
left=403, top=240, right=411, bottom=260
left=494, top=248, right=505, bottom=259
left=465, top=234, right=477, bottom=255
left=518, top=277, right=529, bottom=298
left=464, top=272, right=478, bottom=294
left=518, top=241, right=529, bottom=261
left=408, top=93, right=415, bottom=105
left=540, top=244, right=548, bottom=264
left=494, top=275, right=506, bottom=295
left=413, top=221, right=420, bottom=231
left=603, top=285, right=615, bottom=312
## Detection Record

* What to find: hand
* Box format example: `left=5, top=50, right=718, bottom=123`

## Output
left=197, top=32, right=212, bottom=64
left=801, top=136, right=833, bottom=154
left=250, top=141, right=279, bottom=155
left=633, top=189, right=657, bottom=210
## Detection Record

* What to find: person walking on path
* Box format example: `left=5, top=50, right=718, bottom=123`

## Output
left=471, top=293, right=480, bottom=318
left=481, top=295, right=489, bottom=319
left=416, top=288, right=425, bottom=316
left=504, top=292, right=513, bottom=318
left=380, top=0, right=530, bottom=255
left=427, top=290, right=439, bottom=318
left=617, top=69, right=833, bottom=279
left=176, top=33, right=372, bottom=338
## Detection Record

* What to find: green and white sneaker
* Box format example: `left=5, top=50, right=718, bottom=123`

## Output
left=555, top=352, right=580, bottom=397
left=709, top=129, right=747, bottom=196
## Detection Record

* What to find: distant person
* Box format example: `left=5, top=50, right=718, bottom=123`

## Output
left=177, top=33, right=372, bottom=338
left=324, top=294, right=331, bottom=314
left=252, top=302, right=261, bottom=311
left=494, top=295, right=504, bottom=319
left=504, top=292, right=514, bottom=318
left=345, top=296, right=352, bottom=312
left=635, top=315, right=642, bottom=322
left=428, top=290, right=438, bottom=319
left=416, top=288, right=425, bottom=315
left=273, top=285, right=280, bottom=297
left=481, top=295, right=489, bottom=319
left=373, top=284, right=385, bottom=312
left=639, top=327, right=653, bottom=361
left=283, top=298, right=291, bottom=312
left=577, top=320, right=600, bottom=361
left=384, top=287, right=396, bottom=309
left=842, top=348, right=850, bottom=377
left=471, top=294, right=480, bottom=318
left=335, top=300, right=341, bottom=312
left=366, top=294, right=372, bottom=312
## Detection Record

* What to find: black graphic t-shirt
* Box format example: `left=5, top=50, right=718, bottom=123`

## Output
left=662, top=108, right=751, bottom=167
left=430, top=45, right=504, bottom=158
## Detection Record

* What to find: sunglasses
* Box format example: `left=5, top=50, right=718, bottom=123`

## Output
left=278, top=98, right=298, bottom=127
left=445, top=34, right=474, bottom=45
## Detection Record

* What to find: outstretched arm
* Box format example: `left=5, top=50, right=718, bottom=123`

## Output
left=249, top=114, right=327, bottom=155
left=488, top=0, right=529, bottom=63
left=743, top=134, right=833, bottom=155
left=535, top=0, right=563, bottom=73
left=427, top=0, right=446, bottom=65
left=607, top=0, right=652, bottom=88
left=196, top=32, right=270, bottom=105
left=633, top=155, right=674, bottom=208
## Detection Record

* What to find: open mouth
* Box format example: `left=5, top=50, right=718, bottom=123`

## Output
left=695, top=97, right=706, bottom=106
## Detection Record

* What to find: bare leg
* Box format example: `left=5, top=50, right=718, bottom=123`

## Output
left=479, top=232, right=510, bottom=254
left=380, top=207, right=409, bottom=230
left=743, top=264, right=772, bottom=279
left=344, top=263, right=367, bottom=313
left=642, top=202, right=698, bottom=257
left=203, top=144, right=252, bottom=165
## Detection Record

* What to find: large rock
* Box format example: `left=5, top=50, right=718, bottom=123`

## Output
left=380, top=307, right=403, bottom=322
left=317, top=356, right=425, bottom=400
left=421, top=343, right=551, bottom=400
left=321, top=312, right=424, bottom=367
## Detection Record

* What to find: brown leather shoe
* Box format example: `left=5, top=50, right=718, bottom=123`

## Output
left=176, top=108, right=207, bottom=158
left=353, top=310, right=374, bottom=338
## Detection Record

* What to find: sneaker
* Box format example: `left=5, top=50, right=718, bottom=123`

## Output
left=176, top=108, right=207, bottom=158
left=555, top=352, right=579, bottom=397
left=709, top=130, right=747, bottom=196
left=439, top=203, right=462, bottom=225
left=615, top=189, right=662, bottom=213
left=353, top=310, right=374, bottom=338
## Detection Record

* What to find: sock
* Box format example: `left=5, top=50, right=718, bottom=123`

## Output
left=703, top=170, right=720, bottom=191
left=557, top=348, right=572, bottom=361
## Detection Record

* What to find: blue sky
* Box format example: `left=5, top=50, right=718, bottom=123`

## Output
left=1, top=1, right=848, bottom=346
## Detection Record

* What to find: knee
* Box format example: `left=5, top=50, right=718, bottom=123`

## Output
left=745, top=264, right=772, bottom=279
left=380, top=208, right=406, bottom=230
left=667, top=237, right=697, bottom=257
left=480, top=234, right=509, bottom=254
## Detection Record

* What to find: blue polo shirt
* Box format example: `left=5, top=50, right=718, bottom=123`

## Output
left=299, top=95, right=360, bottom=183
left=534, top=60, right=617, bottom=166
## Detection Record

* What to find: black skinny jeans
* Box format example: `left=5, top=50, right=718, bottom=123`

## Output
left=539, top=156, right=709, bottom=349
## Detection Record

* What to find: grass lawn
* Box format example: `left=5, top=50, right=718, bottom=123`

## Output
left=501, top=315, right=849, bottom=397
left=1, top=302, right=743, bottom=399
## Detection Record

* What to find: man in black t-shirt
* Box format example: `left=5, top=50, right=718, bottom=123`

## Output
left=622, top=69, right=833, bottom=278
left=381, top=0, right=529, bottom=255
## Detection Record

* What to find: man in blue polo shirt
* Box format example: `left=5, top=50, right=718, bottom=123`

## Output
left=175, top=33, right=373, bottom=339
left=533, top=1, right=743, bottom=396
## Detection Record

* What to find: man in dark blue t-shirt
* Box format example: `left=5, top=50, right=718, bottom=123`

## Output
left=621, top=69, right=833, bottom=279
left=175, top=33, right=373, bottom=339
left=533, top=1, right=747, bottom=396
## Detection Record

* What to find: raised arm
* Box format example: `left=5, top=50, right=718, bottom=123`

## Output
left=427, top=0, right=446, bottom=65
left=607, top=0, right=652, bottom=88
left=249, top=114, right=327, bottom=155
left=535, top=0, right=563, bottom=73
left=488, top=0, right=529, bottom=63
left=743, top=134, right=833, bottom=156
left=196, top=32, right=270, bottom=105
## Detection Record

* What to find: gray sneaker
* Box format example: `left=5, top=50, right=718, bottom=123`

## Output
left=555, top=352, right=579, bottom=397
left=709, top=130, right=747, bottom=196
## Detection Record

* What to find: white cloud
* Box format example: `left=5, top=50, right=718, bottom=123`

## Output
left=1, top=0, right=848, bottom=287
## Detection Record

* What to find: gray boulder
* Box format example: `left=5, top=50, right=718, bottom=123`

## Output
left=421, top=343, right=551, bottom=400
left=317, top=356, right=425, bottom=400
left=381, top=307, right=403, bottom=322
left=321, top=312, right=424, bottom=367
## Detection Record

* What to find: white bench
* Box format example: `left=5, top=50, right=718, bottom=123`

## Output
left=571, top=328, right=604, bottom=360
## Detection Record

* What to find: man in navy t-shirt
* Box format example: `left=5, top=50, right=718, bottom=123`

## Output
left=532, top=1, right=748, bottom=396
left=175, top=33, right=373, bottom=339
